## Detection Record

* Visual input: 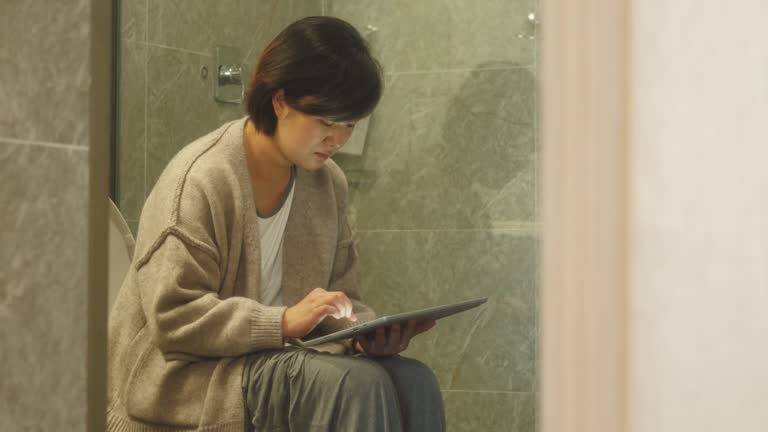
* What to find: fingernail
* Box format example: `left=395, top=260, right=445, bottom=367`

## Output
left=350, top=314, right=358, bottom=322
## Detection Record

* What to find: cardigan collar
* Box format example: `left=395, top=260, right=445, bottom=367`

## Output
left=224, top=116, right=335, bottom=306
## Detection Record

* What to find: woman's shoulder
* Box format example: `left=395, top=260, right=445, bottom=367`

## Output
left=156, top=120, right=243, bottom=188
left=137, top=120, right=247, bottom=245
left=319, top=159, right=349, bottom=196
left=151, top=119, right=248, bottom=199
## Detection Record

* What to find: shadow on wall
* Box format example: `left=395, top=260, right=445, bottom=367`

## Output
left=437, top=60, right=536, bottom=229
left=338, top=60, right=539, bottom=431
left=340, top=60, right=536, bottom=231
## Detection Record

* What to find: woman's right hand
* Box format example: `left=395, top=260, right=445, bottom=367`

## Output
left=282, top=287, right=357, bottom=338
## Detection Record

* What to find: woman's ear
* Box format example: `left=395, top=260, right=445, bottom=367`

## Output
left=272, top=89, right=287, bottom=119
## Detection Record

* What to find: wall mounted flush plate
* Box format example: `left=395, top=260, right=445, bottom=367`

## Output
left=214, top=45, right=244, bottom=104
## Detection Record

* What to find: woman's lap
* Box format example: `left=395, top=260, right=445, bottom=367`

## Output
left=373, top=355, right=446, bottom=432
left=242, top=348, right=444, bottom=432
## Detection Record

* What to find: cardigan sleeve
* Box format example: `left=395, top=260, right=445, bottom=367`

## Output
left=135, top=230, right=286, bottom=359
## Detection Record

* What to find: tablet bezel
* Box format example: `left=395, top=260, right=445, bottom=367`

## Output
left=299, top=297, right=488, bottom=347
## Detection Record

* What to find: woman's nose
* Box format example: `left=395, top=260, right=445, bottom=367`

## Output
left=326, top=126, right=351, bottom=147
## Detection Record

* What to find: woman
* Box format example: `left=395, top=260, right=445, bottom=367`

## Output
left=107, top=16, right=445, bottom=432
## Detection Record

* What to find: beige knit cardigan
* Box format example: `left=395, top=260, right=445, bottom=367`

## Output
left=107, top=117, right=375, bottom=431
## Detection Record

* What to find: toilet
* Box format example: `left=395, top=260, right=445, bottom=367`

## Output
left=108, top=198, right=135, bottom=312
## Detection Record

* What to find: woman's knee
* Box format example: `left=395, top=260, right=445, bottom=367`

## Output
left=341, top=358, right=397, bottom=397
left=379, top=356, right=441, bottom=393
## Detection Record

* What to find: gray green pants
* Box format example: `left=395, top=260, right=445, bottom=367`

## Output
left=242, top=348, right=445, bottom=432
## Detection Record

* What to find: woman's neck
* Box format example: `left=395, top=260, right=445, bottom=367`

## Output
left=243, top=119, right=292, bottom=183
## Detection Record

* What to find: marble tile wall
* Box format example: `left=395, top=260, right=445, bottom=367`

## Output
left=327, top=1, right=539, bottom=431
left=116, top=1, right=539, bottom=430
left=117, top=0, right=323, bottom=233
left=0, top=0, right=91, bottom=430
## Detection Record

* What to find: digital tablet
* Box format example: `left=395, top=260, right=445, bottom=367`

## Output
left=297, top=297, right=488, bottom=347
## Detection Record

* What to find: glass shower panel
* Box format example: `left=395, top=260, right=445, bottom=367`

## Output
left=114, top=1, right=538, bottom=430
left=328, top=1, right=539, bottom=430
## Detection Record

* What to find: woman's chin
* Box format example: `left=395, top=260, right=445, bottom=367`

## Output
left=295, top=158, right=327, bottom=171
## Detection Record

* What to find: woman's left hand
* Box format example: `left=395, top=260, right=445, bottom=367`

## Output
left=353, top=320, right=436, bottom=357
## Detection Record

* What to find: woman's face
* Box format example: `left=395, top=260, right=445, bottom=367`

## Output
left=273, top=92, right=357, bottom=170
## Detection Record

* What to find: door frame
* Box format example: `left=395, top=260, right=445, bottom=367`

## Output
left=539, top=0, right=631, bottom=431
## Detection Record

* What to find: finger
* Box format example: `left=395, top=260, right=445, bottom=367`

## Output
left=386, top=324, right=402, bottom=353
left=320, top=292, right=347, bottom=319
left=337, top=294, right=356, bottom=321
left=375, top=327, right=387, bottom=351
left=355, top=335, right=371, bottom=353
left=414, top=319, right=436, bottom=335
left=364, top=331, right=378, bottom=354
left=399, top=320, right=417, bottom=350
left=330, top=299, right=344, bottom=319
left=319, top=293, right=344, bottom=319
left=342, top=296, right=354, bottom=319
left=314, top=305, right=337, bottom=324
left=332, top=297, right=350, bottom=320
left=334, top=292, right=353, bottom=319
left=340, top=296, right=352, bottom=319
left=307, top=288, right=329, bottom=308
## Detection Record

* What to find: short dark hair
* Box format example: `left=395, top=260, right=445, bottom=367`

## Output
left=246, top=16, right=384, bottom=136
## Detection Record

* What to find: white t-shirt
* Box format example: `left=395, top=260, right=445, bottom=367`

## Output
left=256, top=169, right=295, bottom=307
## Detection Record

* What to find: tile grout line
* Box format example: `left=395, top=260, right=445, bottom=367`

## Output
left=440, top=389, right=534, bottom=395
left=122, top=37, right=212, bottom=58
left=142, top=41, right=212, bottom=58
left=0, top=137, right=88, bottom=151
left=356, top=226, right=542, bottom=233
left=389, top=65, right=536, bottom=76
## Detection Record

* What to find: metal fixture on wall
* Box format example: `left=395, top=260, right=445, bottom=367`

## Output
left=214, top=45, right=244, bottom=104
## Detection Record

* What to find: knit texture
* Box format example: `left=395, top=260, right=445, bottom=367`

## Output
left=107, top=117, right=375, bottom=431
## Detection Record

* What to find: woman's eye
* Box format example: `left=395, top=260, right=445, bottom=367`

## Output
left=319, top=118, right=356, bottom=128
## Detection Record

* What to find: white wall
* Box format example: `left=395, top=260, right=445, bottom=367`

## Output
left=631, top=1, right=768, bottom=431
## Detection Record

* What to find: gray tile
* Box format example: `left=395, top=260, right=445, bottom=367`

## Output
left=145, top=45, right=244, bottom=194
left=0, top=0, right=90, bottom=145
left=486, top=158, right=537, bottom=226
left=326, top=0, right=537, bottom=72
left=119, top=0, right=147, bottom=41
left=356, top=230, right=537, bottom=392
left=147, top=0, right=323, bottom=104
left=0, top=140, right=88, bottom=431
left=443, top=391, right=535, bottom=432
left=127, top=1, right=325, bottom=212
left=242, top=0, right=324, bottom=80
left=148, top=0, right=280, bottom=54
left=342, top=69, right=536, bottom=230
left=116, top=39, right=146, bottom=220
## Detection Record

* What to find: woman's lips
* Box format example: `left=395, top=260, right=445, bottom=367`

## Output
left=315, top=152, right=331, bottom=160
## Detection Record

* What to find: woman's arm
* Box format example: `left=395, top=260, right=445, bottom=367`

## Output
left=136, top=231, right=285, bottom=359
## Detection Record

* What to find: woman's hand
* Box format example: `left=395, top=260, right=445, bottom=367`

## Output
left=282, top=288, right=357, bottom=338
left=354, top=320, right=436, bottom=357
